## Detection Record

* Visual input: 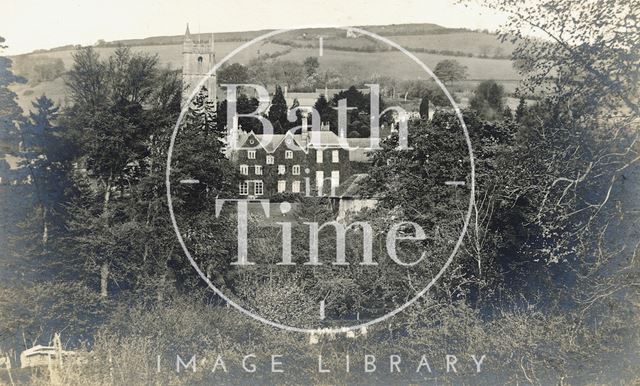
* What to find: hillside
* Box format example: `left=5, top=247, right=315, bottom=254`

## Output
left=36, top=23, right=466, bottom=51
left=8, top=23, right=520, bottom=112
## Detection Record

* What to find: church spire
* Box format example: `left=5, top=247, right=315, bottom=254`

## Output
left=185, top=23, right=192, bottom=41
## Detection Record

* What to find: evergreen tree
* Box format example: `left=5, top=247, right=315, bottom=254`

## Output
left=331, top=86, right=368, bottom=112
left=0, top=56, right=26, bottom=153
left=419, top=95, right=430, bottom=119
left=502, top=106, right=513, bottom=120
left=329, top=86, right=377, bottom=137
left=515, top=97, right=527, bottom=122
left=21, top=95, right=73, bottom=248
left=313, top=94, right=331, bottom=124
left=170, top=90, right=238, bottom=288
left=217, top=93, right=261, bottom=133
left=268, top=85, right=289, bottom=134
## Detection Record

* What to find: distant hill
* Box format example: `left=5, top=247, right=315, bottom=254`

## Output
left=30, top=23, right=511, bottom=57
left=7, top=23, right=520, bottom=112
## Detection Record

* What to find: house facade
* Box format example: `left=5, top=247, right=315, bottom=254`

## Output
left=231, top=119, right=371, bottom=198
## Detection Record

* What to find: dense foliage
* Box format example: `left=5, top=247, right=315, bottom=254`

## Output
left=0, top=3, right=638, bottom=380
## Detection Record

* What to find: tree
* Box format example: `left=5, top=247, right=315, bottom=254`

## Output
left=217, top=63, right=249, bottom=84
left=329, top=86, right=370, bottom=137
left=281, top=60, right=305, bottom=89
left=433, top=59, right=468, bottom=84
left=24, top=95, right=60, bottom=150
left=469, top=80, right=505, bottom=120
left=400, top=79, right=429, bottom=99
left=465, top=1, right=640, bottom=330
left=502, top=105, right=513, bottom=120
left=217, top=93, right=261, bottom=133
left=515, top=97, right=527, bottom=122
left=419, top=95, right=430, bottom=119
left=363, top=111, right=517, bottom=299
left=313, top=94, right=331, bottom=124
left=169, top=90, right=238, bottom=288
left=331, top=86, right=369, bottom=112
left=268, top=85, right=289, bottom=134
left=65, top=47, right=107, bottom=111
left=21, top=95, right=73, bottom=247
left=0, top=56, right=26, bottom=152
left=472, top=0, right=639, bottom=116
left=303, top=56, right=320, bottom=77
left=401, top=79, right=452, bottom=107
left=64, top=47, right=159, bottom=298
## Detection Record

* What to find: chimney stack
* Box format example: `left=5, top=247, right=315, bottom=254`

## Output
left=228, top=114, right=239, bottom=149
left=300, top=111, right=309, bottom=146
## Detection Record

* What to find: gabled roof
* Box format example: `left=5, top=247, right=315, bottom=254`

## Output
left=236, top=131, right=265, bottom=151
left=233, top=128, right=380, bottom=155
left=268, top=131, right=306, bottom=152
left=236, top=131, right=307, bottom=153
left=259, top=134, right=286, bottom=152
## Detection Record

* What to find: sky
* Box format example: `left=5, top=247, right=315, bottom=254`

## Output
left=1, top=0, right=508, bottom=56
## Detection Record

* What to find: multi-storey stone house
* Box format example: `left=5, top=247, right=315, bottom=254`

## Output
left=230, top=118, right=372, bottom=198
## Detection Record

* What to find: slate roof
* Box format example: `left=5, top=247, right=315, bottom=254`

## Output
left=235, top=129, right=380, bottom=154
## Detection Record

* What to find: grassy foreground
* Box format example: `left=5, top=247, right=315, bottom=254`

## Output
left=18, top=291, right=639, bottom=386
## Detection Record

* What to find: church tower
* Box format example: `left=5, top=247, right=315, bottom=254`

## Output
left=182, top=24, right=217, bottom=107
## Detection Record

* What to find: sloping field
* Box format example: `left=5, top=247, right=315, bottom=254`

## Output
left=279, top=47, right=518, bottom=80
left=386, top=32, right=515, bottom=57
